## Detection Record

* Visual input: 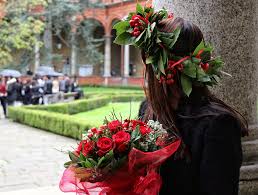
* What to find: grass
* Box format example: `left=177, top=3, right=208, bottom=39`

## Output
left=73, top=102, right=141, bottom=127
left=83, top=86, right=144, bottom=96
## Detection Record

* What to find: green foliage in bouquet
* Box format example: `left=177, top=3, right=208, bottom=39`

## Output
left=113, top=4, right=224, bottom=96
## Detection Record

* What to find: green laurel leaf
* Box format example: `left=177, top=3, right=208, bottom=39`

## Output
left=113, top=21, right=130, bottom=36
left=114, top=32, right=134, bottom=45
left=181, top=74, right=192, bottom=97
left=136, top=3, right=144, bottom=15
left=193, top=40, right=205, bottom=56
left=158, top=54, right=165, bottom=75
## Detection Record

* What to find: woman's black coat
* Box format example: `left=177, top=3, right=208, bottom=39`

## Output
left=138, top=99, right=243, bottom=195
left=159, top=101, right=243, bottom=195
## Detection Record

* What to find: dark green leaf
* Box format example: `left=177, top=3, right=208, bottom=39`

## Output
left=131, top=125, right=141, bottom=141
left=113, top=21, right=130, bottom=36
left=158, top=54, right=165, bottom=75
left=97, top=156, right=106, bottom=167
left=84, top=159, right=94, bottom=168
left=69, top=151, right=79, bottom=163
left=193, top=40, right=205, bottom=56
left=79, top=153, right=86, bottom=162
left=162, top=49, right=168, bottom=69
left=135, top=29, right=146, bottom=44
left=114, top=32, right=134, bottom=45
left=196, top=65, right=206, bottom=79
left=64, top=161, right=72, bottom=168
left=87, top=158, right=97, bottom=166
left=136, top=3, right=144, bottom=15
left=191, top=57, right=201, bottom=64
left=169, top=28, right=181, bottom=48
left=182, top=60, right=197, bottom=78
left=181, top=74, right=192, bottom=97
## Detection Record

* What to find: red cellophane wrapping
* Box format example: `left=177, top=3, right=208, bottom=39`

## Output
left=59, top=139, right=181, bottom=195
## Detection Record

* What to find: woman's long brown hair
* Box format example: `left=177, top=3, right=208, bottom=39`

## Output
left=142, top=17, right=248, bottom=136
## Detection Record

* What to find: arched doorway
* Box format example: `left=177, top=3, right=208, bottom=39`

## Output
left=111, top=19, right=122, bottom=77
left=76, top=19, right=105, bottom=76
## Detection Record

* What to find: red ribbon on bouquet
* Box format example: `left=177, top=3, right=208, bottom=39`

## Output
left=59, top=139, right=181, bottom=195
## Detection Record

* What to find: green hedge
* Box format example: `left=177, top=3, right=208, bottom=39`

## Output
left=8, top=107, right=90, bottom=139
left=26, top=94, right=145, bottom=115
left=81, top=85, right=142, bottom=90
left=26, top=96, right=111, bottom=115
left=8, top=94, right=145, bottom=139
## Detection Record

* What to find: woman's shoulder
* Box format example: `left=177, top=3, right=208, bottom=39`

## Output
left=177, top=102, right=242, bottom=136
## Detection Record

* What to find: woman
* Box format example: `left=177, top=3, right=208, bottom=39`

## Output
left=0, top=77, right=7, bottom=117
left=138, top=17, right=248, bottom=195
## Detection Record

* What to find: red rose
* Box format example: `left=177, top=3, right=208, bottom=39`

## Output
left=112, top=131, right=131, bottom=152
left=76, top=140, right=95, bottom=156
left=91, top=127, right=98, bottom=134
left=97, top=137, right=113, bottom=157
left=131, top=120, right=146, bottom=129
left=122, top=121, right=130, bottom=129
left=108, top=120, right=122, bottom=133
left=139, top=126, right=152, bottom=135
left=100, top=125, right=107, bottom=130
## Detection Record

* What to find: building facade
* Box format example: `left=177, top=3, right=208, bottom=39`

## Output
left=55, top=0, right=149, bottom=86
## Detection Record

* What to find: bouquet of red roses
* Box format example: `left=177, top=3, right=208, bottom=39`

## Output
left=59, top=118, right=181, bottom=195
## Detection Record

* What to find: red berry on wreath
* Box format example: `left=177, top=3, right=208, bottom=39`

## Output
left=201, top=63, right=209, bottom=71
left=129, top=20, right=135, bottom=27
left=177, top=64, right=184, bottom=71
left=133, top=17, right=140, bottom=23
left=134, top=27, right=139, bottom=32
left=167, top=74, right=172, bottom=79
left=134, top=22, right=140, bottom=27
left=133, top=31, right=141, bottom=37
left=139, top=26, right=144, bottom=31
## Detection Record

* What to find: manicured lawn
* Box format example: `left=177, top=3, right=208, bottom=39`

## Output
left=83, top=86, right=144, bottom=96
left=73, top=102, right=141, bottom=127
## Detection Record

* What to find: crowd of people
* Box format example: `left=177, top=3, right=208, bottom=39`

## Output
left=0, top=75, right=83, bottom=117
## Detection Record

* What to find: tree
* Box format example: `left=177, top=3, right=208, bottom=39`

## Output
left=42, top=0, right=104, bottom=70
left=0, top=0, right=48, bottom=67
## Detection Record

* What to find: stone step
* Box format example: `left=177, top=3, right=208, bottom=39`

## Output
left=242, top=139, right=258, bottom=163
left=239, top=180, right=258, bottom=195
left=239, top=164, right=258, bottom=195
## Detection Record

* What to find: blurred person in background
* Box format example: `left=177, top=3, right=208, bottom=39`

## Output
left=21, top=79, right=31, bottom=105
left=52, top=76, right=59, bottom=94
left=64, top=75, right=71, bottom=93
left=31, top=80, right=44, bottom=105
left=44, top=76, right=53, bottom=95
left=59, top=76, right=66, bottom=93
left=15, top=77, right=23, bottom=106
left=0, top=77, right=7, bottom=117
left=6, top=76, right=18, bottom=106
left=71, top=76, right=84, bottom=99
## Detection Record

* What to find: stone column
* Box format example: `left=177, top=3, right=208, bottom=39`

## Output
left=71, top=33, right=77, bottom=76
left=43, top=15, right=53, bottom=66
left=153, top=0, right=258, bottom=125
left=104, top=35, right=112, bottom=77
left=124, top=45, right=130, bottom=77
left=34, top=38, right=40, bottom=74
